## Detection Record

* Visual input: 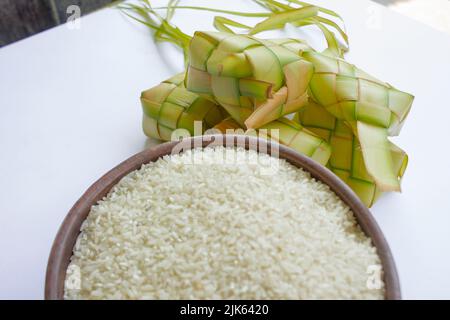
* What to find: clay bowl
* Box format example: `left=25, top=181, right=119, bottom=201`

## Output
left=45, top=134, right=401, bottom=299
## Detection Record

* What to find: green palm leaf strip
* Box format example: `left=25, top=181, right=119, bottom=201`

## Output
left=119, top=0, right=191, bottom=64
left=126, top=0, right=348, bottom=57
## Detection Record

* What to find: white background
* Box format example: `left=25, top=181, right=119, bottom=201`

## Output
left=0, top=0, right=449, bottom=299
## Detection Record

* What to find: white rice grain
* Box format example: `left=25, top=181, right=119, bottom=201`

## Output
left=64, top=147, right=384, bottom=299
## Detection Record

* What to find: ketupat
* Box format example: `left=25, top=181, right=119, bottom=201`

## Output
left=295, top=101, right=408, bottom=206
left=186, top=31, right=313, bottom=128
left=186, top=32, right=413, bottom=193
left=125, top=0, right=413, bottom=206
left=141, top=73, right=227, bottom=140
left=278, top=39, right=413, bottom=191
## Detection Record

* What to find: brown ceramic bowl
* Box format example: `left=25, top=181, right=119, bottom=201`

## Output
left=45, top=134, right=401, bottom=300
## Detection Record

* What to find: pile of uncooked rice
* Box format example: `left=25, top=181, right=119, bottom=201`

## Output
left=65, top=147, right=384, bottom=299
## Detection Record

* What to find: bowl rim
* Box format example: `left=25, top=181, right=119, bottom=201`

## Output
left=45, top=134, right=401, bottom=300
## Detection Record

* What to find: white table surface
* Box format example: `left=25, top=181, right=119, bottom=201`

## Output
left=1, top=0, right=450, bottom=300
